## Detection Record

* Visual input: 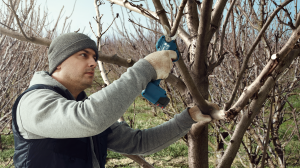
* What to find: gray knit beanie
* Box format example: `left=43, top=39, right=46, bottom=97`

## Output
left=48, top=33, right=98, bottom=75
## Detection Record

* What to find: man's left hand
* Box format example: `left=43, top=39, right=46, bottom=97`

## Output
left=188, top=102, right=225, bottom=123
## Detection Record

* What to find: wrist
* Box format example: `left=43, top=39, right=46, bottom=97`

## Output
left=188, top=106, right=198, bottom=122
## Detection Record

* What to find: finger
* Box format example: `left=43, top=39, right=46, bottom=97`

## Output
left=211, top=110, right=225, bottom=120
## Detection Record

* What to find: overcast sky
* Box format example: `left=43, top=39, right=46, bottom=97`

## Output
left=32, top=0, right=156, bottom=41
left=35, top=0, right=119, bottom=39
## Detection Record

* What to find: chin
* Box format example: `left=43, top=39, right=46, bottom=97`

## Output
left=84, top=82, right=93, bottom=88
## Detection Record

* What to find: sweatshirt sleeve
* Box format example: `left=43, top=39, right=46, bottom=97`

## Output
left=107, top=109, right=196, bottom=155
left=17, top=59, right=157, bottom=139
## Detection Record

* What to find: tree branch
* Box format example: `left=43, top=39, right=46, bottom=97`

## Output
left=236, top=4, right=260, bottom=30
left=273, top=0, right=295, bottom=29
left=185, top=0, right=198, bottom=36
left=287, top=102, right=300, bottom=140
left=129, top=19, right=162, bottom=34
left=207, top=52, right=228, bottom=75
left=193, top=0, right=213, bottom=70
left=218, top=0, right=237, bottom=60
left=247, top=127, right=276, bottom=167
left=152, top=0, right=213, bottom=115
left=218, top=48, right=300, bottom=168
left=107, top=0, right=191, bottom=46
left=0, top=21, right=16, bottom=31
left=8, top=0, right=30, bottom=40
left=169, top=0, right=187, bottom=37
left=296, top=11, right=300, bottom=27
left=261, top=87, right=274, bottom=168
left=101, top=14, right=118, bottom=37
left=0, top=26, right=51, bottom=46
left=208, top=0, right=228, bottom=40
left=224, top=0, right=294, bottom=112
left=276, top=14, right=296, bottom=30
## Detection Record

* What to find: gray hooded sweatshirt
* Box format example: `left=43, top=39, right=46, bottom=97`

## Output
left=16, top=59, right=196, bottom=167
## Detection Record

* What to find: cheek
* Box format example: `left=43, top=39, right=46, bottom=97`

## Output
left=61, top=64, right=82, bottom=78
left=63, top=61, right=85, bottom=72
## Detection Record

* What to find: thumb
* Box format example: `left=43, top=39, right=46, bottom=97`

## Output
left=195, top=112, right=212, bottom=123
left=167, top=50, right=177, bottom=60
left=189, top=106, right=212, bottom=123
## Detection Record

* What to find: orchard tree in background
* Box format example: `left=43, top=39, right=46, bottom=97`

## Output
left=0, top=0, right=300, bottom=167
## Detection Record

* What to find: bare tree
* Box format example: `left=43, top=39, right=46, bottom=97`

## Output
left=104, top=0, right=300, bottom=167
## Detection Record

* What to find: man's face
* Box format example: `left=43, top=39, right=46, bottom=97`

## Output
left=56, top=48, right=97, bottom=90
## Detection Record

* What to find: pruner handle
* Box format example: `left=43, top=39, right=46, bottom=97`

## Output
left=152, top=79, right=161, bottom=86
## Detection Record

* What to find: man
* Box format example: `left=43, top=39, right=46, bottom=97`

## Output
left=12, top=33, right=214, bottom=168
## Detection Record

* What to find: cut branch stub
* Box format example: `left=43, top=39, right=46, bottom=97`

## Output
left=225, top=109, right=239, bottom=120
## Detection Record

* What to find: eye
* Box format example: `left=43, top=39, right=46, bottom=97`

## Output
left=80, top=53, right=87, bottom=57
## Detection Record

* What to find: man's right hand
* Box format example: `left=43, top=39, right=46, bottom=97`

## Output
left=144, top=50, right=177, bottom=80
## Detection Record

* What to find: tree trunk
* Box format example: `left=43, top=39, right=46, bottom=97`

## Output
left=188, top=123, right=208, bottom=168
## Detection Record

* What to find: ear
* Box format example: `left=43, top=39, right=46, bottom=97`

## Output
left=52, top=64, right=62, bottom=75
left=56, top=64, right=62, bottom=70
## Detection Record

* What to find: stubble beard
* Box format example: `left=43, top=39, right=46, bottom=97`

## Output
left=65, top=72, right=93, bottom=91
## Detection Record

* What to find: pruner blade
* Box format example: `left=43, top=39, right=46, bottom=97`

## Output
left=162, top=25, right=177, bottom=42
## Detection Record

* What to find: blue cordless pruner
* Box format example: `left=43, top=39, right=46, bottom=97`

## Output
left=141, top=26, right=179, bottom=108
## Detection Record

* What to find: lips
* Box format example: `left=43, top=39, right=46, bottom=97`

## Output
left=85, top=71, right=94, bottom=75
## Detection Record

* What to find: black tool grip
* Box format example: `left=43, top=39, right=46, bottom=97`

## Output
left=155, top=97, right=170, bottom=108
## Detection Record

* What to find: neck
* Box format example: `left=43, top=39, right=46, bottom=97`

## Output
left=64, top=85, right=82, bottom=100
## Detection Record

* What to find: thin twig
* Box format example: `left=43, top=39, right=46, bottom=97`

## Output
left=61, top=0, right=77, bottom=33
left=1, top=0, right=9, bottom=6
left=0, top=21, right=16, bottom=31
left=236, top=4, right=260, bottom=30
left=273, top=1, right=295, bottom=29
left=101, top=14, right=118, bottom=37
left=129, top=18, right=162, bottom=34
left=8, top=0, right=30, bottom=40
left=276, top=14, right=296, bottom=29
left=89, top=22, right=97, bottom=38
left=261, top=86, right=274, bottom=168
left=286, top=101, right=300, bottom=140
left=3, top=155, right=13, bottom=168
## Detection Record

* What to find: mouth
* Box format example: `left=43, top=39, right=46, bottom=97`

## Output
left=85, top=71, right=94, bottom=76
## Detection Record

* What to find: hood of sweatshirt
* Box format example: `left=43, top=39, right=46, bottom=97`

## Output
left=29, top=71, right=87, bottom=101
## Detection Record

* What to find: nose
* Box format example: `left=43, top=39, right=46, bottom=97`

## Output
left=89, top=57, right=97, bottom=68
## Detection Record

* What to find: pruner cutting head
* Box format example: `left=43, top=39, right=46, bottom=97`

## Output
left=162, top=25, right=177, bottom=42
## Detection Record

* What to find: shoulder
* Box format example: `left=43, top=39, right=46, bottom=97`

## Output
left=17, top=88, right=68, bottom=114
